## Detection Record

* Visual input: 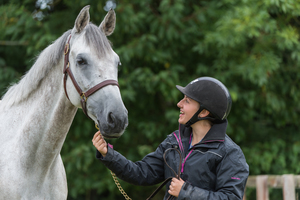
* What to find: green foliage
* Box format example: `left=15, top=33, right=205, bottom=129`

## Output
left=1, top=0, right=300, bottom=199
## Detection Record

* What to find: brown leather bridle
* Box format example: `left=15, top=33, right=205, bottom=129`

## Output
left=63, top=35, right=119, bottom=118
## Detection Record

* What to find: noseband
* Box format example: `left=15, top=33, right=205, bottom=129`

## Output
left=63, top=35, right=119, bottom=118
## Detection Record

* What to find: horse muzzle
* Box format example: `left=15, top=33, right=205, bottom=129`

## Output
left=97, top=108, right=128, bottom=138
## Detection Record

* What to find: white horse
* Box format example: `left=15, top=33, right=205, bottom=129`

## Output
left=0, top=5, right=128, bottom=200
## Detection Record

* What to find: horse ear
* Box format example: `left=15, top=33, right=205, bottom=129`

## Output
left=74, top=5, right=90, bottom=33
left=99, top=9, right=116, bottom=36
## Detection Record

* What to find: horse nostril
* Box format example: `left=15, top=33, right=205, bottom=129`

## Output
left=108, top=112, right=115, bottom=125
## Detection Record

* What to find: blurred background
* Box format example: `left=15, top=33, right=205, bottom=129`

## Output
left=0, top=0, right=300, bottom=199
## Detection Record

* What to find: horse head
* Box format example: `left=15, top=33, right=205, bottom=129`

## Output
left=64, top=5, right=128, bottom=138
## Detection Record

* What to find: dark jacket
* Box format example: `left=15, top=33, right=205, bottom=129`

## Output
left=97, top=120, right=249, bottom=199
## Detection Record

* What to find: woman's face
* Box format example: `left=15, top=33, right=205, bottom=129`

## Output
left=177, top=95, right=200, bottom=125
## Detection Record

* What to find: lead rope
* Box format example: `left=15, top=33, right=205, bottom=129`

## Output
left=95, top=124, right=132, bottom=200
left=146, top=148, right=183, bottom=200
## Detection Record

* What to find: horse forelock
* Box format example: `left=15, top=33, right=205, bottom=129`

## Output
left=1, top=30, right=71, bottom=108
left=84, top=23, right=113, bottom=59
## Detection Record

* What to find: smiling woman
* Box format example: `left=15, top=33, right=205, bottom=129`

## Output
left=92, top=76, right=249, bottom=200
left=177, top=96, right=201, bottom=125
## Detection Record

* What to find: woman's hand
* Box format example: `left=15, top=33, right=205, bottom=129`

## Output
left=92, top=131, right=108, bottom=157
left=168, top=178, right=185, bottom=197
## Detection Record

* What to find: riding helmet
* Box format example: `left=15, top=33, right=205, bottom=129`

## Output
left=176, top=77, right=232, bottom=123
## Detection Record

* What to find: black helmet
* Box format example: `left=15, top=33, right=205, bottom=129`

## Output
left=176, top=77, right=232, bottom=125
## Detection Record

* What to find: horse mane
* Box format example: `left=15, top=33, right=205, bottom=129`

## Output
left=2, top=22, right=112, bottom=108
left=1, top=30, right=71, bottom=108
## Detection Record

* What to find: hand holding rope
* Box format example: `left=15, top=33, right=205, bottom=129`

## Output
left=95, top=124, right=132, bottom=200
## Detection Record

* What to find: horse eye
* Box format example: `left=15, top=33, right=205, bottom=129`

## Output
left=76, top=58, right=87, bottom=65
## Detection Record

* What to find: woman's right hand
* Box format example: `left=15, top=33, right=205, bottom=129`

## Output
left=92, top=131, right=108, bottom=157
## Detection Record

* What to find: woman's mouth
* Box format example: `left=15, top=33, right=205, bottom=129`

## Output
left=179, top=110, right=184, bottom=117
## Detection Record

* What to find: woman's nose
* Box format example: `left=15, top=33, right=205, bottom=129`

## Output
left=177, top=99, right=182, bottom=108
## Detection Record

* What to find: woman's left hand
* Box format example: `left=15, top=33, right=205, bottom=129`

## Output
left=168, top=177, right=185, bottom=197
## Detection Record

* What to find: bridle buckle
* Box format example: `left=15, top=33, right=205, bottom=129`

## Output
left=80, top=93, right=88, bottom=102
left=64, top=43, right=69, bottom=55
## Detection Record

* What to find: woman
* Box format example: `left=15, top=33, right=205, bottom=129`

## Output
left=92, top=77, right=249, bottom=199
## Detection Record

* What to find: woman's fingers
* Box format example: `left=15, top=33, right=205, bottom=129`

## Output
left=92, top=131, right=108, bottom=157
left=93, top=131, right=101, bottom=140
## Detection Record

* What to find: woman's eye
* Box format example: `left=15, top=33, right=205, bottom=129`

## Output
left=77, top=58, right=87, bottom=65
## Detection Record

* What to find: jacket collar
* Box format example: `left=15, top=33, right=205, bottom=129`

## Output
left=180, top=120, right=227, bottom=144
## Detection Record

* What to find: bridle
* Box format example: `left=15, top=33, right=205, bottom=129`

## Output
left=63, top=35, right=181, bottom=200
left=64, top=35, right=132, bottom=200
left=63, top=35, right=119, bottom=118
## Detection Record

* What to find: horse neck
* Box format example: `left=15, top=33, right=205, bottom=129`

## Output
left=17, top=59, right=77, bottom=171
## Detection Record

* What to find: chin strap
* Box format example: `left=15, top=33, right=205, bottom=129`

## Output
left=185, top=106, right=217, bottom=127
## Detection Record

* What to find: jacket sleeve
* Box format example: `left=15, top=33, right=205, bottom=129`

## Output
left=96, top=140, right=167, bottom=186
left=177, top=146, right=249, bottom=200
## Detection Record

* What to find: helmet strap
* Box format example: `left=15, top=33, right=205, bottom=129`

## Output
left=185, top=106, right=203, bottom=127
left=185, top=106, right=216, bottom=127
